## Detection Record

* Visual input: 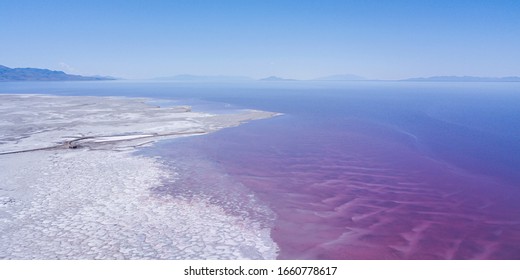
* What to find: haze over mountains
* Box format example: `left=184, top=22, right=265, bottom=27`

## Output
left=259, top=75, right=520, bottom=82
left=158, top=74, right=520, bottom=82
left=154, top=74, right=252, bottom=81
left=402, top=76, right=520, bottom=82
left=259, top=76, right=298, bottom=81
left=314, top=74, right=366, bottom=81
left=161, top=74, right=366, bottom=81
left=0, top=65, right=115, bottom=81
left=2, top=65, right=519, bottom=82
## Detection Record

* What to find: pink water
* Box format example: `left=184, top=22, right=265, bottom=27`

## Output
left=4, top=81, right=520, bottom=259
left=156, top=117, right=520, bottom=259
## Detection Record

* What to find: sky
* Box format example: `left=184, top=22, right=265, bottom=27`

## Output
left=1, top=0, right=519, bottom=80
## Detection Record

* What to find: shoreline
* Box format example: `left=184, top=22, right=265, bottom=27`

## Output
left=0, top=94, right=279, bottom=259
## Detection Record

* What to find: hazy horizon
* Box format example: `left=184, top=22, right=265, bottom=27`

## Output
left=1, top=0, right=519, bottom=80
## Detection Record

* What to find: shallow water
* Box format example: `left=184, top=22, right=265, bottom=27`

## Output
left=2, top=81, right=520, bottom=259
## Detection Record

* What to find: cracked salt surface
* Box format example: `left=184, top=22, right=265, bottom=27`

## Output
left=0, top=94, right=279, bottom=259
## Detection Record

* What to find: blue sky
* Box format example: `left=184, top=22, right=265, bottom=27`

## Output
left=1, top=0, right=519, bottom=79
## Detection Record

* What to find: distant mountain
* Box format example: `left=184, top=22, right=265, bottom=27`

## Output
left=403, top=76, right=520, bottom=82
left=314, top=74, right=366, bottom=81
left=154, top=74, right=253, bottom=81
left=0, top=65, right=116, bottom=81
left=259, top=76, right=297, bottom=81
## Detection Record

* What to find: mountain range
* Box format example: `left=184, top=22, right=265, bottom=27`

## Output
left=2, top=65, right=519, bottom=83
left=154, top=74, right=252, bottom=81
left=313, top=74, right=366, bottom=81
left=259, top=76, right=298, bottom=81
left=402, top=76, right=520, bottom=82
left=0, top=65, right=115, bottom=81
left=160, top=74, right=520, bottom=82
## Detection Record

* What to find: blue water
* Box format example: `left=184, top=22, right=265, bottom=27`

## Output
left=2, top=80, right=520, bottom=259
left=2, top=80, right=520, bottom=183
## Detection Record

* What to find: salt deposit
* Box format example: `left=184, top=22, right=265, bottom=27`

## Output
left=0, top=94, right=279, bottom=259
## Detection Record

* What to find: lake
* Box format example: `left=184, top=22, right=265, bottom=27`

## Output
left=2, top=80, right=519, bottom=259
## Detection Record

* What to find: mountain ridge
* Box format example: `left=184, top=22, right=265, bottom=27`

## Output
left=402, top=76, right=520, bottom=82
left=314, top=74, right=366, bottom=81
left=154, top=74, right=252, bottom=81
left=0, top=65, right=116, bottom=81
left=259, top=76, right=297, bottom=81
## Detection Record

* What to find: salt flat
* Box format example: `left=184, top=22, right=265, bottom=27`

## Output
left=0, top=94, right=279, bottom=259
left=0, top=94, right=277, bottom=154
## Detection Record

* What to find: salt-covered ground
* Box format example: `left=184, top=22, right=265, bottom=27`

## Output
left=0, top=94, right=277, bottom=154
left=0, top=94, right=279, bottom=259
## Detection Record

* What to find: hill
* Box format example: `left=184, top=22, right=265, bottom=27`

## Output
left=314, top=74, right=366, bottom=81
left=259, top=76, right=297, bottom=81
left=0, top=65, right=116, bottom=81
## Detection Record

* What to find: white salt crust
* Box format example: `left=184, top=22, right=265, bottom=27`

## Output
left=0, top=94, right=279, bottom=259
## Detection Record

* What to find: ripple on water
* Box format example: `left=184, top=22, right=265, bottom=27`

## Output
left=0, top=148, right=279, bottom=259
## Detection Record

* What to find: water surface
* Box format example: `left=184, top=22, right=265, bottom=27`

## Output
left=2, top=81, right=519, bottom=259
